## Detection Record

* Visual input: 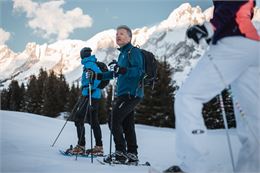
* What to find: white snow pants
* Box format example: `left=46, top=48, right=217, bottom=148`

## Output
left=175, top=37, right=259, bottom=173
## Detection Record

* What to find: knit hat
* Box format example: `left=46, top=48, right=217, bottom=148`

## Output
left=80, top=47, right=92, bottom=59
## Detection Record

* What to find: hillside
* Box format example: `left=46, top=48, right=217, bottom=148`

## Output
left=1, top=110, right=241, bottom=173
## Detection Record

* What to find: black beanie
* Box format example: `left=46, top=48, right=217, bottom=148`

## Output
left=80, top=47, right=92, bottom=59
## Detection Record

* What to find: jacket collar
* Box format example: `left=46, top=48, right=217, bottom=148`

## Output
left=81, top=55, right=96, bottom=65
left=117, top=42, right=133, bottom=53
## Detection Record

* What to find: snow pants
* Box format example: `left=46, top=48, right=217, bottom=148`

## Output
left=109, top=94, right=141, bottom=154
left=175, top=37, right=259, bottom=173
left=74, top=96, right=102, bottom=147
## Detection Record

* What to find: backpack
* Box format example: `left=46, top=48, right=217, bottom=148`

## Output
left=128, top=47, right=158, bottom=89
left=96, top=61, right=110, bottom=89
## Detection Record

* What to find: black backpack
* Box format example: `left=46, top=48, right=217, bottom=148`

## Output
left=128, top=47, right=158, bottom=89
left=96, top=61, right=110, bottom=89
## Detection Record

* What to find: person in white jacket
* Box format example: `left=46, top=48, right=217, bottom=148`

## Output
left=164, top=1, right=260, bottom=173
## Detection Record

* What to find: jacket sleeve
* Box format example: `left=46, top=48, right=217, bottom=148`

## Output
left=84, top=62, right=102, bottom=89
left=126, top=48, right=144, bottom=78
left=100, top=71, right=114, bottom=80
left=210, top=1, right=247, bottom=30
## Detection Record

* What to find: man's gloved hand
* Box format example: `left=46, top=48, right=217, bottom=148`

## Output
left=186, top=22, right=214, bottom=44
left=114, top=65, right=127, bottom=75
left=108, top=60, right=127, bottom=77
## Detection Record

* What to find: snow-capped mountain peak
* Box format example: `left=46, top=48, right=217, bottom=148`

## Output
left=0, top=3, right=259, bottom=88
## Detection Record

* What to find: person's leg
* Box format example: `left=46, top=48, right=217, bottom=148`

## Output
left=122, top=110, right=138, bottom=155
left=174, top=37, right=258, bottom=173
left=89, top=99, right=103, bottom=147
left=74, top=97, right=89, bottom=147
left=122, top=103, right=140, bottom=163
left=231, top=42, right=259, bottom=172
left=111, top=95, right=140, bottom=153
left=75, top=120, right=85, bottom=146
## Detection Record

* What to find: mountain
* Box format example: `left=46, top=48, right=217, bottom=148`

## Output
left=1, top=110, right=241, bottom=173
left=0, top=3, right=260, bottom=88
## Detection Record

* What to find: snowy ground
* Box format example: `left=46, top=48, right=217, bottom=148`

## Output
left=0, top=110, right=241, bottom=173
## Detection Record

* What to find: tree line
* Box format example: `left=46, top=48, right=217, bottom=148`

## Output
left=1, top=59, right=235, bottom=129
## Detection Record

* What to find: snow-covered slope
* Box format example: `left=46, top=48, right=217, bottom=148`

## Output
left=1, top=110, right=242, bottom=173
left=0, top=3, right=260, bottom=88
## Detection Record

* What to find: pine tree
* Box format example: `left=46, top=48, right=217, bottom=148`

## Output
left=8, top=80, right=23, bottom=111
left=56, top=72, right=69, bottom=113
left=42, top=71, right=60, bottom=117
left=37, top=68, right=48, bottom=112
left=19, top=83, right=26, bottom=112
left=1, top=88, right=10, bottom=110
left=66, top=83, right=81, bottom=115
left=203, top=89, right=235, bottom=129
left=136, top=58, right=175, bottom=127
left=26, top=75, right=42, bottom=114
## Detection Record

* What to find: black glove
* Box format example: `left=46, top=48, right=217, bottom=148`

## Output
left=114, top=65, right=127, bottom=75
left=108, top=60, right=126, bottom=76
left=186, top=22, right=214, bottom=44
left=186, top=25, right=207, bottom=44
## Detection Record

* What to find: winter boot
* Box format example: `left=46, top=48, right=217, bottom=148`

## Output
left=163, top=165, right=185, bottom=173
left=71, top=145, right=85, bottom=155
left=103, top=150, right=128, bottom=164
left=127, top=152, right=139, bottom=164
left=85, top=146, right=104, bottom=156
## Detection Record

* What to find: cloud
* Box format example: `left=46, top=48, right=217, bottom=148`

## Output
left=13, top=0, right=93, bottom=40
left=0, top=28, right=11, bottom=44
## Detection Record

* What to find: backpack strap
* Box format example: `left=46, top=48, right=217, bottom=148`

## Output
left=127, top=45, right=145, bottom=94
left=127, top=46, right=135, bottom=67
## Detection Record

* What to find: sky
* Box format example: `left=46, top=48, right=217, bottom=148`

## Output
left=1, top=0, right=260, bottom=53
left=0, top=0, right=214, bottom=53
left=1, top=110, right=241, bottom=173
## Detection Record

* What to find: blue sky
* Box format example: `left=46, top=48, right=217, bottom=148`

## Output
left=0, top=0, right=258, bottom=52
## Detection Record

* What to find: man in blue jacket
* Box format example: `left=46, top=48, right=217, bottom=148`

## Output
left=69, top=47, right=103, bottom=156
left=164, top=1, right=259, bottom=173
left=88, top=25, right=144, bottom=164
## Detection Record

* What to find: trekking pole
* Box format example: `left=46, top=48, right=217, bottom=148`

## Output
left=109, top=78, right=116, bottom=160
left=76, top=71, right=95, bottom=161
left=200, top=38, right=235, bottom=172
left=51, top=97, right=82, bottom=147
left=219, top=93, right=235, bottom=173
left=108, top=60, right=117, bottom=163
left=89, top=81, right=94, bottom=163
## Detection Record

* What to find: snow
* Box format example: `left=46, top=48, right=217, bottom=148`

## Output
left=1, top=110, right=242, bottom=173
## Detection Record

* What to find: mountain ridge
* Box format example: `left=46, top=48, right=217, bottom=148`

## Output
left=1, top=3, right=259, bottom=88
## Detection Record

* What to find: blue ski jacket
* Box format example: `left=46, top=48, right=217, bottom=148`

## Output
left=102, top=43, right=144, bottom=98
left=81, top=55, right=102, bottom=99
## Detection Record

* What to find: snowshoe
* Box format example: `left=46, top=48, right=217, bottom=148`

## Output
left=126, top=152, right=139, bottom=164
left=85, top=145, right=104, bottom=156
left=103, top=150, right=128, bottom=164
left=163, top=165, right=184, bottom=173
left=65, top=144, right=85, bottom=155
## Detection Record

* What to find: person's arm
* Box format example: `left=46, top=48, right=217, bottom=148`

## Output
left=99, top=71, right=114, bottom=80
left=86, top=69, right=114, bottom=81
